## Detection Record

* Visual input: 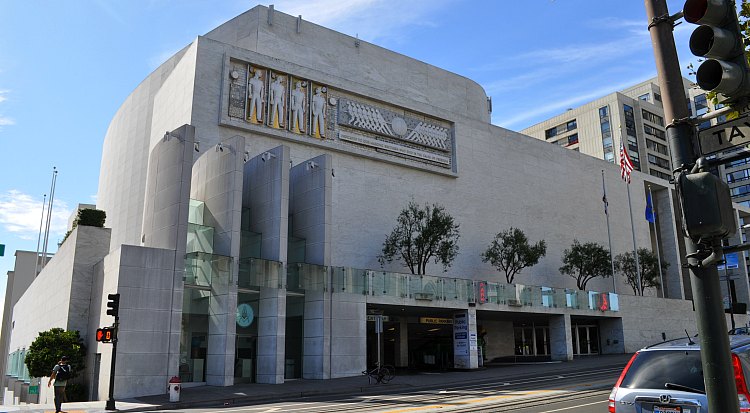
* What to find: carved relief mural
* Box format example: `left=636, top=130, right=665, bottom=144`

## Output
left=267, top=71, right=287, bottom=129
left=288, top=77, right=308, bottom=135
left=247, top=66, right=266, bottom=125
left=310, top=84, right=327, bottom=139
left=226, top=58, right=454, bottom=171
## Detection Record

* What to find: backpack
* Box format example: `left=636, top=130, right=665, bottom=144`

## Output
left=55, top=365, right=71, bottom=381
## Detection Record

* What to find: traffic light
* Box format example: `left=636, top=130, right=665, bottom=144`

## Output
left=106, top=293, right=120, bottom=317
left=96, top=327, right=115, bottom=343
left=684, top=0, right=750, bottom=102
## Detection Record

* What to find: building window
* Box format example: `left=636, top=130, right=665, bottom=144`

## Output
left=567, top=133, right=579, bottom=145
left=638, top=93, right=650, bottom=102
left=728, top=157, right=750, bottom=168
left=731, top=183, right=750, bottom=198
left=642, top=109, right=664, bottom=126
left=650, top=169, right=671, bottom=180
left=545, top=119, right=577, bottom=140
left=648, top=154, right=670, bottom=169
left=654, top=93, right=662, bottom=102
left=727, top=168, right=750, bottom=184
left=599, top=106, right=614, bottom=163
left=646, top=138, right=669, bottom=156
left=644, top=124, right=666, bottom=141
left=716, top=103, right=727, bottom=124
left=624, top=104, right=641, bottom=171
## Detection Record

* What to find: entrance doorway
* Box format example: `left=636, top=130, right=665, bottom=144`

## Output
left=513, top=324, right=550, bottom=356
left=572, top=324, right=600, bottom=355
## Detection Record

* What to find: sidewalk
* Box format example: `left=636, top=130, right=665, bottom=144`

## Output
left=2, top=354, right=631, bottom=412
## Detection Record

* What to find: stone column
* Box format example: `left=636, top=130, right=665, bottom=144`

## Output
left=256, top=287, right=286, bottom=383
left=549, top=314, right=573, bottom=361
left=397, top=317, right=408, bottom=368
left=303, top=290, right=330, bottom=379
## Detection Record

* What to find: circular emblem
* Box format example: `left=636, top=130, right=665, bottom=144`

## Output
left=391, top=117, right=408, bottom=136
left=236, top=303, right=254, bottom=328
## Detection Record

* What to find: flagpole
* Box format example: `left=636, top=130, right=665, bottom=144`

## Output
left=626, top=181, right=642, bottom=294
left=649, top=185, right=665, bottom=298
left=602, top=170, right=616, bottom=293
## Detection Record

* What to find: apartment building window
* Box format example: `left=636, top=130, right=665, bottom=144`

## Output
left=646, top=138, right=669, bottom=156
left=731, top=183, right=750, bottom=198
left=727, top=168, right=750, bottom=184
left=648, top=154, right=670, bottom=169
left=638, top=93, right=650, bottom=102
left=624, top=104, right=641, bottom=170
left=716, top=103, right=727, bottom=124
left=545, top=119, right=577, bottom=140
left=729, top=157, right=750, bottom=168
left=567, top=133, right=579, bottom=145
left=654, top=93, right=662, bottom=102
left=644, top=124, right=666, bottom=141
left=641, top=109, right=664, bottom=126
left=694, top=94, right=711, bottom=130
left=599, top=106, right=615, bottom=163
left=650, top=169, right=671, bottom=180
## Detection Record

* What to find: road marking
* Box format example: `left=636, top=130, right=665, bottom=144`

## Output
left=537, top=400, right=606, bottom=412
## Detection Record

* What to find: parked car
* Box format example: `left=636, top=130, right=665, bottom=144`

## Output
left=608, top=335, right=750, bottom=412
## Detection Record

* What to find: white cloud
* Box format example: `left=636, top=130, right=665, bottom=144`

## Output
left=0, top=190, right=71, bottom=241
left=0, top=116, right=14, bottom=126
left=0, top=90, right=12, bottom=129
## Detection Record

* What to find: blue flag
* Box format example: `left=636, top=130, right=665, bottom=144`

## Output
left=645, top=192, right=655, bottom=223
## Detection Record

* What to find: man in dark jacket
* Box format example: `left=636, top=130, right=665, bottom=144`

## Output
left=47, top=356, right=71, bottom=413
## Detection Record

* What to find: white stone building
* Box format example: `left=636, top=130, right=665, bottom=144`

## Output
left=3, top=5, right=747, bottom=402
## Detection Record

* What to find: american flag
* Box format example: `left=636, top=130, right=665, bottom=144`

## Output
left=620, top=142, right=634, bottom=183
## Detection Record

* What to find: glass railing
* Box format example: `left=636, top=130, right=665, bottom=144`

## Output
left=331, top=267, right=368, bottom=294
left=237, top=257, right=282, bottom=289
left=184, top=251, right=232, bottom=287
left=287, top=262, right=328, bottom=292
left=187, top=223, right=214, bottom=254
left=327, top=267, right=621, bottom=313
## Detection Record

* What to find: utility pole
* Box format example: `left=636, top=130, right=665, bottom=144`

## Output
left=645, top=1, right=740, bottom=411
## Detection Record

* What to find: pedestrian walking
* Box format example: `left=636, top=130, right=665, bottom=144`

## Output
left=47, top=355, right=72, bottom=413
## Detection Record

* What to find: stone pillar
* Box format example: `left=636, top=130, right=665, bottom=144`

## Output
left=599, top=318, right=625, bottom=355
left=190, top=135, right=247, bottom=386
left=303, top=290, right=330, bottom=379
left=397, top=317, right=408, bottom=368
left=656, top=187, right=685, bottom=299
left=453, top=309, right=479, bottom=369
left=256, top=287, right=286, bottom=383
left=550, top=314, right=573, bottom=361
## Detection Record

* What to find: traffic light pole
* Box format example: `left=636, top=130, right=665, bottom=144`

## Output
left=105, top=318, right=118, bottom=410
left=645, top=1, right=739, bottom=411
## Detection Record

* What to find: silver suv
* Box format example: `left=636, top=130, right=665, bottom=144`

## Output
left=608, top=335, right=750, bottom=412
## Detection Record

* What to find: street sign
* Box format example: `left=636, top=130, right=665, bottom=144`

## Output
left=698, top=116, right=750, bottom=155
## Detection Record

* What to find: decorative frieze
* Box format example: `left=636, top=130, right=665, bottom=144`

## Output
left=226, top=58, right=454, bottom=171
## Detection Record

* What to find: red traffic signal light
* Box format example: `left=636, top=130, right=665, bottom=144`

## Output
left=96, top=327, right=115, bottom=343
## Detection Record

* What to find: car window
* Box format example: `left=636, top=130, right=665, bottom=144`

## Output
left=620, top=350, right=704, bottom=392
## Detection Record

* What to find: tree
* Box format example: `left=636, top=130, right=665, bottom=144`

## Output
left=482, top=227, right=547, bottom=284
left=614, top=248, right=669, bottom=296
left=379, top=201, right=460, bottom=274
left=559, top=240, right=612, bottom=291
left=25, top=328, right=86, bottom=379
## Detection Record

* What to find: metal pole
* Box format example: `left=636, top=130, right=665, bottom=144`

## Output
left=602, top=170, right=617, bottom=293
left=645, top=0, right=739, bottom=411
left=649, top=185, right=666, bottom=297
left=105, top=318, right=118, bottom=410
left=41, top=167, right=57, bottom=265
left=34, top=194, right=46, bottom=276
left=626, top=182, right=642, bottom=293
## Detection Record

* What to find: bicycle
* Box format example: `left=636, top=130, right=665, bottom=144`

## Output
left=363, top=364, right=395, bottom=384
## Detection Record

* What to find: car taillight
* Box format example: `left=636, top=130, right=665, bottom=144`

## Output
left=609, top=352, right=640, bottom=413
left=732, top=353, right=750, bottom=412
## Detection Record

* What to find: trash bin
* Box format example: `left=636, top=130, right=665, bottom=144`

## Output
left=168, top=376, right=181, bottom=402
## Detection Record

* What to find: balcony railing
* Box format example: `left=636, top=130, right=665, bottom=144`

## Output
left=237, top=257, right=282, bottom=289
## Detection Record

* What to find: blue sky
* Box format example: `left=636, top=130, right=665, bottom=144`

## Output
left=0, top=0, right=695, bottom=311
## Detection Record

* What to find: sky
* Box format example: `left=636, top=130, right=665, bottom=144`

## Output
left=0, top=0, right=697, bottom=317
